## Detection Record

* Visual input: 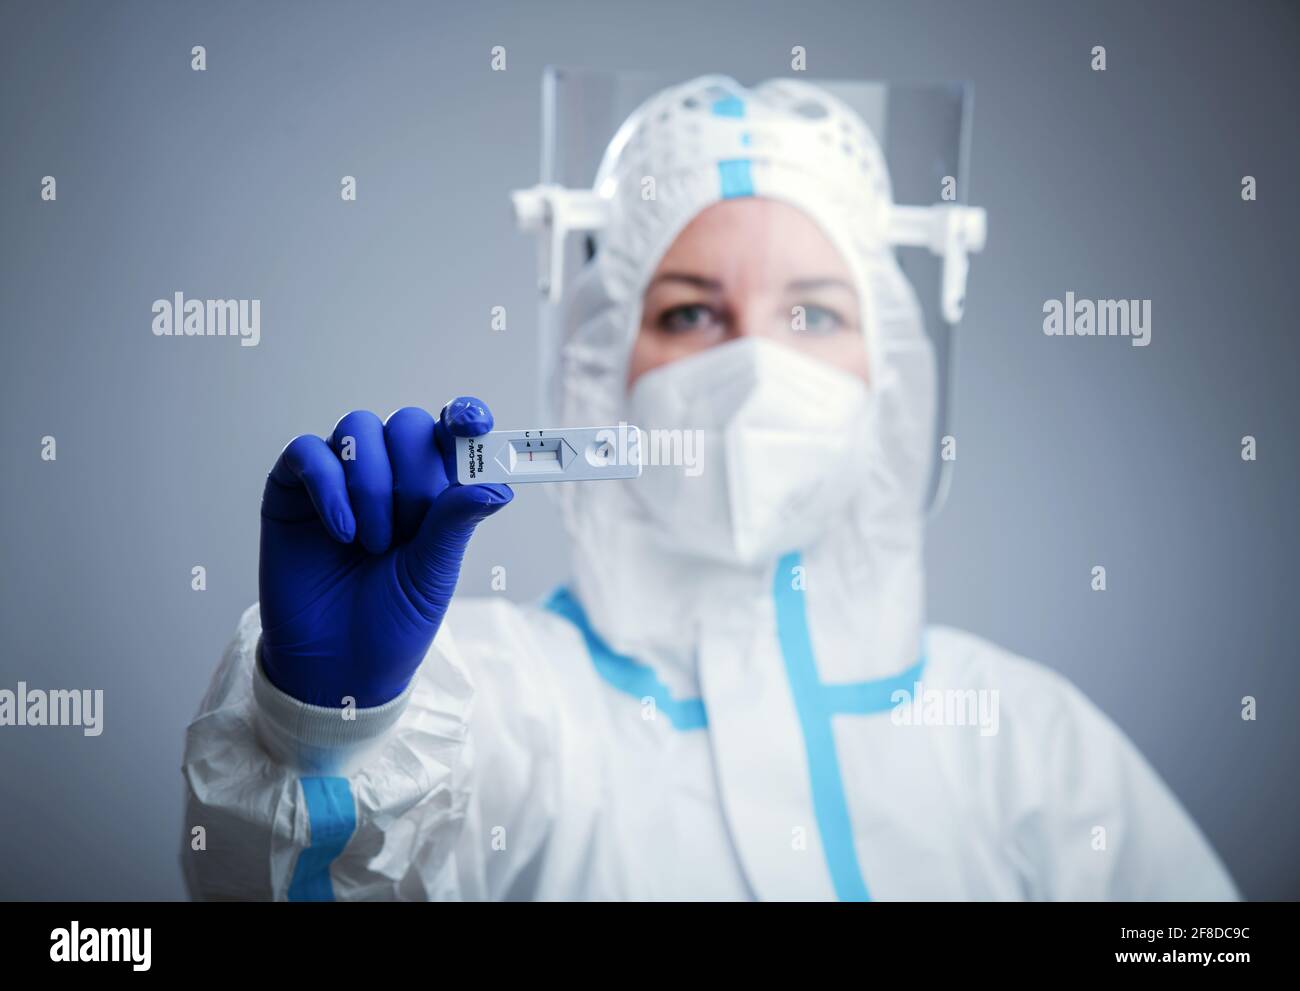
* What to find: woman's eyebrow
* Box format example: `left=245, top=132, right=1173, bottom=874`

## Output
left=785, top=277, right=856, bottom=294
left=646, top=272, right=724, bottom=292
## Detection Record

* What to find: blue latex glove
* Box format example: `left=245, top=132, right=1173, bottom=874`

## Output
left=258, top=397, right=512, bottom=708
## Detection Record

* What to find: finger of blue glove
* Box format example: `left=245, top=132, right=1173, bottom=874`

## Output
left=401, top=482, right=512, bottom=619
left=384, top=406, right=444, bottom=544
left=330, top=410, right=393, bottom=554
left=265, top=434, right=356, bottom=543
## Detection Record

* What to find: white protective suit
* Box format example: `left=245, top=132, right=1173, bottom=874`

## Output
left=182, top=76, right=1238, bottom=901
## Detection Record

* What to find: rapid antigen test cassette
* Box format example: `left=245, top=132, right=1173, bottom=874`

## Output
left=456, top=425, right=643, bottom=484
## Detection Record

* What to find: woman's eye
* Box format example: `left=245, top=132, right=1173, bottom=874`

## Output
left=658, top=304, right=720, bottom=334
left=794, top=304, right=848, bottom=335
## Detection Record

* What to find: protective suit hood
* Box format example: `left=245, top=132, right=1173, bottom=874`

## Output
left=550, top=75, right=935, bottom=679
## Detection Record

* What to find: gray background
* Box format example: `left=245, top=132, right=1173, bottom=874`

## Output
left=1, top=0, right=1296, bottom=900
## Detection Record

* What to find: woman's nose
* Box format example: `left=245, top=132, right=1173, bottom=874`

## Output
left=728, top=301, right=780, bottom=341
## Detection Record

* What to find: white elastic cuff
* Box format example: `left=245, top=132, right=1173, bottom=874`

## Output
left=251, top=642, right=416, bottom=774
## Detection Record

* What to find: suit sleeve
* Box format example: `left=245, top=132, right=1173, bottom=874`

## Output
left=180, top=604, right=476, bottom=900
left=1003, top=669, right=1239, bottom=901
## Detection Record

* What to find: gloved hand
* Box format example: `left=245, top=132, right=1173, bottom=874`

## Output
left=257, top=397, right=512, bottom=708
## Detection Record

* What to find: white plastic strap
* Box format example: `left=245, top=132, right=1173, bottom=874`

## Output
left=887, top=204, right=988, bottom=324
left=511, top=184, right=611, bottom=303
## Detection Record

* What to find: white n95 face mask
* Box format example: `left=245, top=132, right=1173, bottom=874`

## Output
left=626, top=337, right=872, bottom=564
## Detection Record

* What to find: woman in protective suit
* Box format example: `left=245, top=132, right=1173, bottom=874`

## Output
left=182, top=76, right=1236, bottom=901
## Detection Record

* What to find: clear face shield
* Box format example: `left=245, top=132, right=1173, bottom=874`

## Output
left=513, top=69, right=985, bottom=520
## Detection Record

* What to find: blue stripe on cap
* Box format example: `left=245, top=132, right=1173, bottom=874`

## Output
left=717, top=159, right=754, bottom=199
left=711, top=96, right=745, bottom=117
